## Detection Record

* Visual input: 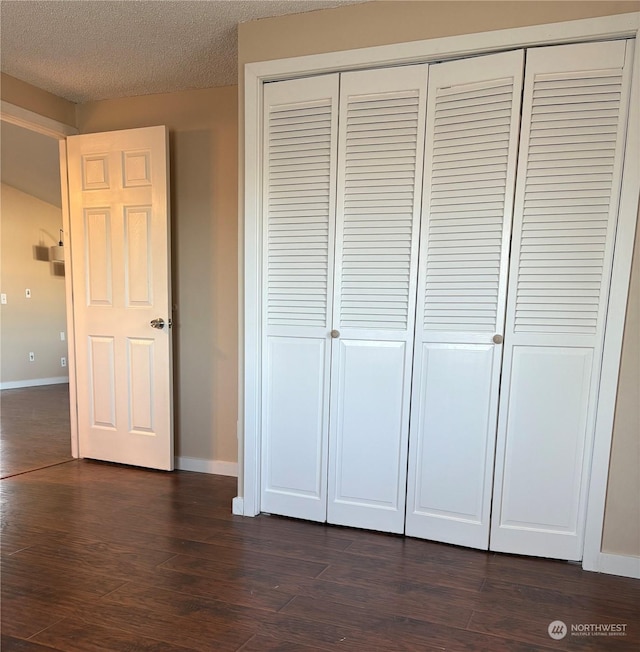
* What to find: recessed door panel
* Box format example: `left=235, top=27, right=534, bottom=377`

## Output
left=85, top=209, right=112, bottom=306
left=88, top=336, right=116, bottom=429
left=82, top=154, right=110, bottom=190
left=262, top=336, right=329, bottom=521
left=498, top=347, right=592, bottom=534
left=329, top=340, right=408, bottom=532
left=127, top=337, right=155, bottom=434
left=123, top=150, right=152, bottom=187
left=124, top=206, right=152, bottom=307
left=408, top=343, right=496, bottom=548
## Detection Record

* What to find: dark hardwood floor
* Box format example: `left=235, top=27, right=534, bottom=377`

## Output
left=2, top=460, right=638, bottom=651
left=0, top=384, right=72, bottom=478
left=0, top=386, right=638, bottom=648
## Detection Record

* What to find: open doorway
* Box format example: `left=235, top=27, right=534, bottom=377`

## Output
left=0, top=120, right=72, bottom=477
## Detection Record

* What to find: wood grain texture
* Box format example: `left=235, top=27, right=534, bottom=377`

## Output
left=31, top=619, right=198, bottom=652
left=1, top=636, right=62, bottom=652
left=0, top=384, right=72, bottom=478
left=238, top=635, right=327, bottom=652
left=1, top=460, right=639, bottom=651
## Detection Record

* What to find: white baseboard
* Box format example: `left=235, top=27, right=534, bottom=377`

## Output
left=0, top=377, right=69, bottom=390
left=175, top=456, right=238, bottom=477
left=593, top=552, right=640, bottom=579
left=232, top=496, right=245, bottom=515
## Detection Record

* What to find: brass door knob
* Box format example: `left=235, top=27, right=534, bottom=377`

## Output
left=330, top=329, right=340, bottom=338
left=493, top=334, right=504, bottom=344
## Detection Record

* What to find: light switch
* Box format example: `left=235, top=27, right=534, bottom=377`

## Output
left=60, top=331, right=66, bottom=341
left=25, top=289, right=31, bottom=299
left=0, top=294, right=6, bottom=304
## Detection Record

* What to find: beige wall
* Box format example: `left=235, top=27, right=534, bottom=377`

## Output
left=603, top=217, right=640, bottom=558
left=0, top=184, right=69, bottom=384
left=239, top=1, right=639, bottom=64
left=238, top=1, right=640, bottom=555
left=1, top=73, right=76, bottom=128
left=76, top=86, right=238, bottom=464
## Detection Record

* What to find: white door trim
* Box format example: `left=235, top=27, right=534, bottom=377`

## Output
left=582, top=36, right=640, bottom=576
left=0, top=103, right=80, bottom=459
left=0, top=101, right=77, bottom=139
left=591, top=552, right=640, bottom=580
left=58, top=140, right=80, bottom=458
left=241, top=12, right=640, bottom=575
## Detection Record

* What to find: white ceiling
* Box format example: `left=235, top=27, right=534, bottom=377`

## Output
left=0, top=0, right=361, bottom=104
left=1, top=1, right=361, bottom=216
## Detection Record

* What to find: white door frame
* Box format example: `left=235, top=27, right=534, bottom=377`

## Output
left=241, top=12, right=640, bottom=576
left=0, top=101, right=80, bottom=458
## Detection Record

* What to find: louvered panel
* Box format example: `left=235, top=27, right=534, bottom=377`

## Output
left=513, top=70, right=624, bottom=334
left=338, top=88, right=422, bottom=330
left=488, top=38, right=636, bottom=562
left=328, top=65, right=427, bottom=535
left=423, top=77, right=518, bottom=332
left=266, top=97, right=335, bottom=328
left=406, top=50, right=524, bottom=550
left=260, top=75, right=339, bottom=524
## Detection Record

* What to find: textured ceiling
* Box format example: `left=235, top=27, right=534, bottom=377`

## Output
left=0, top=0, right=362, bottom=103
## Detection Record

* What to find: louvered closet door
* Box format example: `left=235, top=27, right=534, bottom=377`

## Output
left=260, top=75, right=339, bottom=521
left=490, top=40, right=634, bottom=560
left=405, top=51, right=524, bottom=549
left=327, top=65, right=427, bottom=533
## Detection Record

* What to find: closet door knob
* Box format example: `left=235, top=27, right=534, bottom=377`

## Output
left=330, top=329, right=340, bottom=339
left=493, top=334, right=504, bottom=344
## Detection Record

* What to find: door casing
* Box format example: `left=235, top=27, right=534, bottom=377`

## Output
left=0, top=101, right=80, bottom=457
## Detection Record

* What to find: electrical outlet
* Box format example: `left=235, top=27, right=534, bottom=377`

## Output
left=1, top=293, right=6, bottom=304
left=61, top=357, right=67, bottom=367
left=25, top=289, right=31, bottom=299
left=29, top=352, right=35, bottom=362
left=60, top=331, right=65, bottom=341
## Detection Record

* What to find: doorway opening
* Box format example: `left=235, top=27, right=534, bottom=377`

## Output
left=0, top=120, right=73, bottom=477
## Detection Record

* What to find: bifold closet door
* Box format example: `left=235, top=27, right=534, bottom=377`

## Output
left=260, top=75, right=339, bottom=521
left=405, top=51, right=524, bottom=548
left=490, top=40, right=635, bottom=560
left=327, top=65, right=428, bottom=533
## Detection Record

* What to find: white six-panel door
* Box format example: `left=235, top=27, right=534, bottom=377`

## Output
left=260, top=75, right=339, bottom=521
left=67, top=126, right=173, bottom=470
left=328, top=65, right=428, bottom=533
left=405, top=51, right=524, bottom=549
left=490, top=40, right=634, bottom=560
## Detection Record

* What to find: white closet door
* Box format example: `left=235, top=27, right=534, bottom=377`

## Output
left=327, top=65, right=428, bottom=533
left=491, top=40, right=634, bottom=560
left=260, top=75, right=339, bottom=521
left=405, top=51, right=524, bottom=549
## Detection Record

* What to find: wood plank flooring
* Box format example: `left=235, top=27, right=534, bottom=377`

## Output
left=2, top=461, right=639, bottom=651
left=0, top=384, right=72, bottom=478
